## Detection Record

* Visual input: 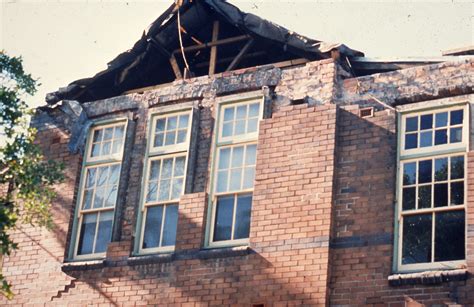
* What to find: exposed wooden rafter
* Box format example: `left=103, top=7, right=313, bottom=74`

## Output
left=169, top=54, right=183, bottom=79
left=208, top=21, right=220, bottom=76
left=226, top=39, right=255, bottom=72
left=172, top=35, right=250, bottom=55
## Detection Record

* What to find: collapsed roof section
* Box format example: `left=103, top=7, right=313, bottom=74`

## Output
left=46, top=0, right=363, bottom=105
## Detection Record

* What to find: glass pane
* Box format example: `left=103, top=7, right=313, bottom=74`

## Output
left=114, top=125, right=124, bottom=139
left=234, top=120, right=246, bottom=135
left=249, top=103, right=259, bottom=117
left=154, top=133, right=164, bottom=147
left=450, top=110, right=463, bottom=126
left=97, top=166, right=108, bottom=186
left=222, top=122, right=233, bottom=137
left=216, top=170, right=228, bottom=193
left=420, top=114, right=433, bottom=130
left=94, top=211, right=113, bottom=253
left=247, top=118, right=258, bottom=133
left=178, top=114, right=189, bottom=128
left=434, top=158, right=448, bottom=181
left=245, top=145, right=257, bottom=166
left=83, top=190, right=93, bottom=210
left=450, top=127, right=462, bottom=143
left=405, top=134, right=417, bottom=150
left=243, top=167, right=255, bottom=190
left=174, top=157, right=186, bottom=177
left=165, top=131, right=176, bottom=146
left=418, top=185, right=432, bottom=209
left=149, top=160, right=161, bottom=181
left=156, top=119, right=166, bottom=133
left=104, top=186, right=118, bottom=207
left=177, top=130, right=187, bottom=144
left=418, top=160, right=432, bottom=184
left=236, top=105, right=247, bottom=119
left=171, top=178, right=184, bottom=200
left=162, top=205, right=179, bottom=246
left=435, top=112, right=448, bottom=127
left=450, top=182, right=464, bottom=205
left=77, top=213, right=97, bottom=255
left=86, top=168, right=96, bottom=188
left=451, top=156, right=464, bottom=179
left=167, top=116, right=177, bottom=130
left=403, top=162, right=416, bottom=185
left=146, top=182, right=158, bottom=202
left=435, top=210, right=465, bottom=262
left=91, top=144, right=100, bottom=157
left=419, top=131, right=432, bottom=147
left=161, top=158, right=173, bottom=179
left=102, top=141, right=111, bottom=156
left=402, top=187, right=416, bottom=211
left=229, top=169, right=242, bottom=191
left=402, top=214, right=432, bottom=264
left=214, top=196, right=234, bottom=241
left=93, top=187, right=105, bottom=208
left=224, top=107, right=234, bottom=122
left=231, top=146, right=244, bottom=168
left=142, top=206, right=163, bottom=249
left=405, top=117, right=418, bottom=132
left=109, top=165, right=120, bottom=185
left=93, top=129, right=102, bottom=142
left=158, top=179, right=171, bottom=201
left=434, top=129, right=447, bottom=145
left=234, top=194, right=252, bottom=239
left=111, top=140, right=122, bottom=154
left=103, top=128, right=113, bottom=141
left=434, top=183, right=448, bottom=208
left=218, top=148, right=231, bottom=170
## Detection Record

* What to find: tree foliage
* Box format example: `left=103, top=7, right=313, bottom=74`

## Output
left=0, top=51, right=64, bottom=299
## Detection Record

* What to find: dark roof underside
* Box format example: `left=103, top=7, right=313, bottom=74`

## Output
left=46, top=0, right=363, bottom=105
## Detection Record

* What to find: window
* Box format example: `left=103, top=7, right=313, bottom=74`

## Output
left=137, top=110, right=193, bottom=254
left=72, top=121, right=127, bottom=259
left=208, top=97, right=263, bottom=247
left=397, top=104, right=468, bottom=271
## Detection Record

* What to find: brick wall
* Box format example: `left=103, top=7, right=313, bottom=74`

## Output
left=1, top=58, right=474, bottom=306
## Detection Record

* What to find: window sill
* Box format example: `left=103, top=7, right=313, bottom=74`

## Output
left=61, top=259, right=105, bottom=272
left=388, top=269, right=468, bottom=286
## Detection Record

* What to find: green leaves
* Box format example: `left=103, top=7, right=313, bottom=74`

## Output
left=0, top=51, right=64, bottom=299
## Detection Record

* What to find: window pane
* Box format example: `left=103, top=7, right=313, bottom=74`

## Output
left=403, top=162, right=416, bottom=186
left=420, top=114, right=432, bottom=130
left=451, top=156, right=464, bottom=179
left=223, top=107, right=234, bottom=122
left=103, top=128, right=114, bottom=141
left=156, top=119, right=165, bottom=132
left=243, top=168, right=255, bottom=190
left=419, top=131, right=432, bottom=147
left=434, top=183, right=448, bottom=208
left=165, top=131, right=176, bottom=146
left=161, top=158, right=173, bottom=179
left=93, top=187, right=105, bottom=208
left=109, top=165, right=120, bottom=185
left=146, top=182, right=158, bottom=202
left=167, top=116, right=177, bottom=130
left=402, top=214, right=432, bottom=264
left=234, top=120, right=246, bottom=135
left=83, top=190, right=93, bottom=210
left=94, top=211, right=114, bottom=253
left=418, top=185, right=432, bottom=209
left=174, top=156, right=186, bottom=177
left=450, top=127, right=462, bottom=143
left=171, top=178, right=184, bottom=200
left=236, top=105, right=247, bottom=119
left=247, top=118, right=258, bottom=133
left=86, top=168, right=96, bottom=188
left=91, top=144, right=100, bottom=157
left=154, top=133, right=164, bottom=147
left=162, top=205, right=179, bottom=246
left=405, top=117, right=418, bottom=132
left=177, top=130, right=187, bottom=144
left=104, top=186, right=118, bottom=207
left=218, top=148, right=231, bottom=170
left=434, top=210, right=465, bottom=262
left=142, top=206, right=163, bottom=249
left=158, top=179, right=171, bottom=201
left=231, top=146, right=244, bottom=168
left=93, top=129, right=102, bottom=142
left=97, top=166, right=108, bottom=186
left=450, top=182, right=464, bottom=205
left=450, top=110, right=463, bottom=126
left=78, top=213, right=97, bottom=255
left=214, top=196, right=234, bottom=241
left=405, top=134, right=417, bottom=150
left=434, top=129, right=447, bottom=145
left=402, top=187, right=416, bottom=211
left=216, top=170, right=228, bottom=193
left=249, top=103, right=259, bottom=117
left=111, top=140, right=122, bottom=154
left=234, top=194, right=252, bottom=239
left=434, top=158, right=448, bottom=181
left=245, top=144, right=257, bottom=166
left=178, top=114, right=189, bottom=128
left=149, top=160, right=161, bottom=181
left=222, top=122, right=233, bottom=137
left=418, top=160, right=432, bottom=184
left=102, top=141, right=111, bottom=156
left=435, top=112, right=448, bottom=127
left=114, top=125, right=124, bottom=139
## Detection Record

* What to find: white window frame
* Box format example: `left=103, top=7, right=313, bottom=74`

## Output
left=71, top=119, right=127, bottom=260
left=396, top=102, right=469, bottom=272
left=207, top=92, right=264, bottom=248
left=136, top=109, right=193, bottom=255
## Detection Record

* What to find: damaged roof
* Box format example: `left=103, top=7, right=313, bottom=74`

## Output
left=46, top=0, right=364, bottom=105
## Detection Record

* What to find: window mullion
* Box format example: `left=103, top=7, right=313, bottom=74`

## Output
left=230, top=193, right=238, bottom=240
left=431, top=212, right=435, bottom=263
left=159, top=205, right=167, bottom=247
left=91, top=211, right=101, bottom=254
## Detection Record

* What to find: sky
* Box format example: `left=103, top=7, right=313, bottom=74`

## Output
left=1, top=0, right=472, bottom=109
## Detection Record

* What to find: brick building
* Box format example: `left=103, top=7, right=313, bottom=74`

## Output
left=2, top=1, right=474, bottom=306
